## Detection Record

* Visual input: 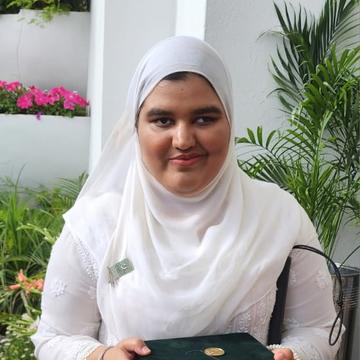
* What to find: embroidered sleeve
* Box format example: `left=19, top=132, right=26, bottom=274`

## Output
left=31, top=226, right=102, bottom=360
left=278, top=234, right=343, bottom=360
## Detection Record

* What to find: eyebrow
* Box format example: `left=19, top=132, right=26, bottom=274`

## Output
left=146, top=108, right=173, bottom=117
left=192, top=106, right=223, bottom=116
left=145, top=106, right=223, bottom=117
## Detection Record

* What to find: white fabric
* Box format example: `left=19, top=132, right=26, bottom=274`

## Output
left=32, top=36, right=341, bottom=359
left=32, top=200, right=340, bottom=360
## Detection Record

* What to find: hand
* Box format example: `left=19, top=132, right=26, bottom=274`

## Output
left=104, top=337, right=151, bottom=359
left=271, top=348, right=294, bottom=360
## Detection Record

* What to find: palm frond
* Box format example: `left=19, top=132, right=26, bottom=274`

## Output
left=237, top=20, right=360, bottom=256
left=271, top=0, right=360, bottom=109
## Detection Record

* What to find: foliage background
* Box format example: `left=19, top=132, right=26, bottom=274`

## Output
left=0, top=174, right=87, bottom=358
left=236, top=0, right=360, bottom=258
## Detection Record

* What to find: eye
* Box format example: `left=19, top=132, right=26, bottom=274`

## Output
left=195, top=116, right=216, bottom=125
left=153, top=118, right=174, bottom=127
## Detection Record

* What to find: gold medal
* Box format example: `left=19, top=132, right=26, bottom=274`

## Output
left=203, top=347, right=225, bottom=357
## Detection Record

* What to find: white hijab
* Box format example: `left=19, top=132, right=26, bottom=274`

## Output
left=64, top=36, right=301, bottom=343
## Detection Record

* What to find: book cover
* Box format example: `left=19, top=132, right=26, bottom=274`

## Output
left=138, top=332, right=273, bottom=359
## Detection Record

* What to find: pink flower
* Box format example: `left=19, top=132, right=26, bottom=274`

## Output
left=34, top=93, right=49, bottom=106
left=33, top=279, right=44, bottom=291
left=17, top=269, right=27, bottom=283
left=72, top=93, right=88, bottom=107
left=1, top=80, right=89, bottom=116
left=28, top=86, right=47, bottom=106
left=63, top=99, right=75, bottom=110
left=17, top=93, right=33, bottom=109
left=9, top=270, right=44, bottom=294
left=29, top=86, right=42, bottom=95
left=24, top=282, right=33, bottom=294
left=48, top=93, right=60, bottom=104
left=49, top=86, right=67, bottom=97
left=5, top=81, right=22, bottom=92
left=8, top=284, right=21, bottom=291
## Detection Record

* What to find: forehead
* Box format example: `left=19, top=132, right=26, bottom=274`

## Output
left=140, top=73, right=224, bottom=112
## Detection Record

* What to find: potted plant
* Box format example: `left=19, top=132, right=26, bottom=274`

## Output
left=237, top=45, right=359, bottom=258
left=0, top=81, right=90, bottom=186
left=0, top=0, right=90, bottom=23
left=0, top=0, right=90, bottom=95
left=236, top=1, right=359, bottom=359
left=0, top=80, right=88, bottom=117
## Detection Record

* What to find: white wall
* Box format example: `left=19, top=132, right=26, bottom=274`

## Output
left=0, top=11, right=90, bottom=96
left=205, top=0, right=323, bottom=136
left=101, top=0, right=177, bottom=145
left=175, top=0, right=207, bottom=39
left=0, top=115, right=90, bottom=188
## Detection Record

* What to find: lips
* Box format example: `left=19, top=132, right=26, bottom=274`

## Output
left=169, top=153, right=204, bottom=166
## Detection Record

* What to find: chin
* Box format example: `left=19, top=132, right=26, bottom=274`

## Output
left=166, top=180, right=204, bottom=197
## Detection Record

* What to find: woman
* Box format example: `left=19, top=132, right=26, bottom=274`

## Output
left=32, top=36, right=340, bottom=360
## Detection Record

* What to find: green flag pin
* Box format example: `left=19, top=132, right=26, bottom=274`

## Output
left=108, top=258, right=134, bottom=285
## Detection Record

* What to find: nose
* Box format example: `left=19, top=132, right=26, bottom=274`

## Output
left=172, top=122, right=196, bottom=150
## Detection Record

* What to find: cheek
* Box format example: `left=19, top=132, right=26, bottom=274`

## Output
left=139, top=133, right=171, bottom=168
left=201, top=127, right=230, bottom=157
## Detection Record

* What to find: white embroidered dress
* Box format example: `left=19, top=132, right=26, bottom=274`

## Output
left=32, top=189, right=340, bottom=360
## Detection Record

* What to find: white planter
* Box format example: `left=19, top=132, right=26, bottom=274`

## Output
left=0, top=10, right=90, bottom=97
left=0, top=114, right=90, bottom=187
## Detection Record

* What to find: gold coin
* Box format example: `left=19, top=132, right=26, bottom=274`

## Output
left=203, top=347, right=225, bottom=356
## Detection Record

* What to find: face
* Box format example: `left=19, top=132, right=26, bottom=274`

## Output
left=137, top=73, right=230, bottom=196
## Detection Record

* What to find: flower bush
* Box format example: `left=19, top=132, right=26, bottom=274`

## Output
left=0, top=271, right=43, bottom=359
left=0, top=80, right=88, bottom=118
left=0, top=174, right=87, bottom=359
left=8, top=270, right=44, bottom=294
left=0, top=313, right=37, bottom=360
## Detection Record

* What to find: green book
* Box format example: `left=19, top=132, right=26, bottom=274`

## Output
left=139, top=332, right=273, bottom=359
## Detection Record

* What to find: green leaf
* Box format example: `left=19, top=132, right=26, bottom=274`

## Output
left=247, top=128, right=256, bottom=144
left=256, top=127, right=263, bottom=146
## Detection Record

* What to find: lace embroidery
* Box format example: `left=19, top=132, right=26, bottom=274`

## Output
left=289, top=268, right=297, bottom=287
left=51, top=278, right=67, bottom=297
left=75, top=342, right=101, bottom=360
left=283, top=317, right=300, bottom=329
left=227, top=288, right=276, bottom=344
left=75, top=239, right=99, bottom=282
left=36, top=322, right=66, bottom=348
left=87, top=286, right=97, bottom=300
left=312, top=328, right=329, bottom=338
left=315, top=270, right=331, bottom=289
left=65, top=341, right=84, bottom=360
left=80, top=324, right=99, bottom=337
left=253, top=288, right=276, bottom=342
left=283, top=336, right=321, bottom=360
left=302, top=342, right=321, bottom=360
left=228, top=309, right=251, bottom=333
left=48, top=336, right=64, bottom=349
left=37, top=321, right=57, bottom=335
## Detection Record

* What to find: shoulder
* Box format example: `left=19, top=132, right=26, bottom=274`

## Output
left=240, top=171, right=299, bottom=211
left=63, top=192, right=122, bottom=261
left=239, top=170, right=317, bottom=243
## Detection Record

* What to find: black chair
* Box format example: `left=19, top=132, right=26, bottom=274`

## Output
left=267, top=257, right=292, bottom=345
